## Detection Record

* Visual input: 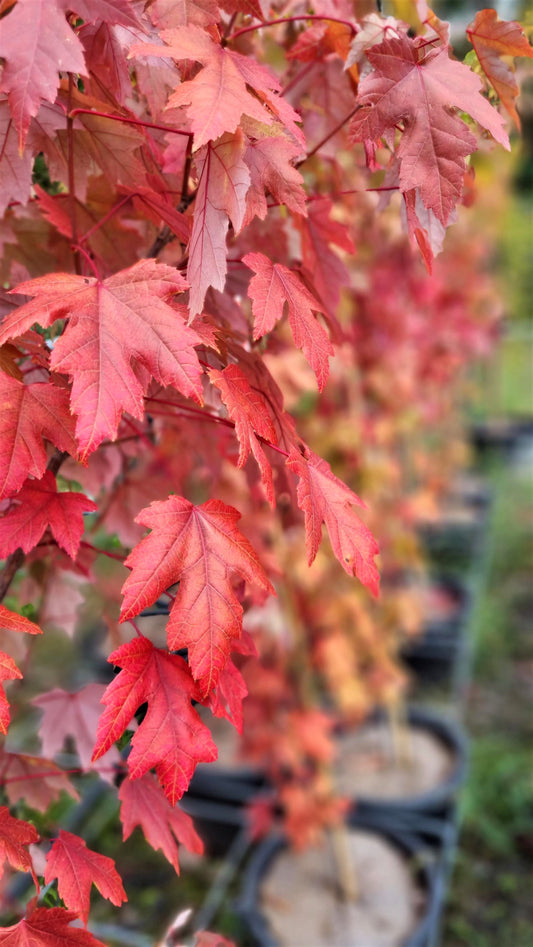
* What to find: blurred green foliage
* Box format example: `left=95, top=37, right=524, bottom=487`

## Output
left=444, top=473, right=533, bottom=945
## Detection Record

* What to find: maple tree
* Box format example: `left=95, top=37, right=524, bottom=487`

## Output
left=0, top=0, right=530, bottom=938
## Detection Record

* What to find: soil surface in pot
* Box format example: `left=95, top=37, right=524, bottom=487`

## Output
left=259, top=828, right=425, bottom=946
left=334, top=720, right=455, bottom=799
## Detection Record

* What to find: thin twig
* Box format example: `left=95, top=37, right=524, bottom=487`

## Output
left=68, top=108, right=193, bottom=140
left=79, top=194, right=133, bottom=246
left=298, top=105, right=361, bottom=166
left=265, top=184, right=401, bottom=210
left=128, top=619, right=146, bottom=638
left=147, top=139, right=195, bottom=258
left=227, top=14, right=356, bottom=43
left=280, top=60, right=316, bottom=97
left=80, top=542, right=126, bottom=562
left=71, top=244, right=100, bottom=279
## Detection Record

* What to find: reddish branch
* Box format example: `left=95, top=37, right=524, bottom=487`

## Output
left=79, top=195, right=133, bottom=246
left=67, top=77, right=81, bottom=275
left=79, top=542, right=126, bottom=562
left=144, top=396, right=291, bottom=458
left=300, top=105, right=361, bottom=164
left=67, top=108, right=193, bottom=140
left=0, top=549, right=24, bottom=604
left=227, top=14, right=357, bottom=42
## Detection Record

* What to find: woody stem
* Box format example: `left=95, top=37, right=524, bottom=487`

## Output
left=67, top=76, right=81, bottom=275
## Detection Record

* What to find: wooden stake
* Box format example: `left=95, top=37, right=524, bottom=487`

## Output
left=330, top=822, right=359, bottom=903
left=387, top=698, right=413, bottom=768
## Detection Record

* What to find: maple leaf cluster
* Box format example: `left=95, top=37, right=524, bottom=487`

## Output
left=0, top=0, right=530, bottom=936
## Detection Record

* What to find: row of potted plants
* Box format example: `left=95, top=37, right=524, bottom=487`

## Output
left=174, top=459, right=493, bottom=945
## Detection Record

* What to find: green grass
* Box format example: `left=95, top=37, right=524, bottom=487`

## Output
left=467, top=186, right=533, bottom=420
left=499, top=194, right=533, bottom=328
left=469, top=327, right=533, bottom=420
left=443, top=471, right=533, bottom=946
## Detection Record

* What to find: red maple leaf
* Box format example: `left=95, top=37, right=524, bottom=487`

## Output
left=209, top=363, right=277, bottom=505
left=467, top=9, right=533, bottom=128
left=0, top=903, right=106, bottom=946
left=122, top=186, right=191, bottom=245
left=194, top=934, right=237, bottom=947
left=44, top=830, right=126, bottom=924
left=0, top=471, right=97, bottom=560
left=0, top=606, right=42, bottom=735
left=0, top=751, right=79, bottom=812
left=0, top=0, right=87, bottom=150
left=188, top=131, right=250, bottom=318
left=72, top=0, right=141, bottom=28
left=286, top=447, right=380, bottom=596
left=243, top=251, right=334, bottom=391
left=151, top=0, right=219, bottom=29
left=133, top=26, right=302, bottom=149
left=223, top=0, right=265, bottom=19
left=243, top=135, right=307, bottom=226
left=120, top=496, right=274, bottom=695
left=0, top=605, right=43, bottom=637
left=233, top=349, right=301, bottom=458
left=0, top=261, right=203, bottom=459
left=205, top=655, right=248, bottom=733
left=20, top=556, right=88, bottom=639
left=0, top=807, right=38, bottom=883
left=0, top=653, right=23, bottom=737
left=119, top=773, right=203, bottom=874
left=0, top=99, right=34, bottom=215
left=398, top=181, right=447, bottom=270
left=350, top=33, right=510, bottom=225
left=32, top=684, right=119, bottom=773
left=0, top=375, right=78, bottom=500
left=294, top=197, right=354, bottom=321
left=92, top=637, right=217, bottom=803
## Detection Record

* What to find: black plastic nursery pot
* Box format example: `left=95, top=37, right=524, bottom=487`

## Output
left=179, top=794, right=248, bottom=859
left=468, top=417, right=533, bottom=462
left=449, top=472, right=492, bottom=512
left=238, top=811, right=453, bottom=947
left=400, top=628, right=463, bottom=683
left=179, top=794, right=247, bottom=859
left=187, top=761, right=266, bottom=807
left=417, top=511, right=487, bottom=573
left=419, top=574, right=471, bottom=638
left=401, top=574, right=471, bottom=683
left=336, top=705, right=468, bottom=821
